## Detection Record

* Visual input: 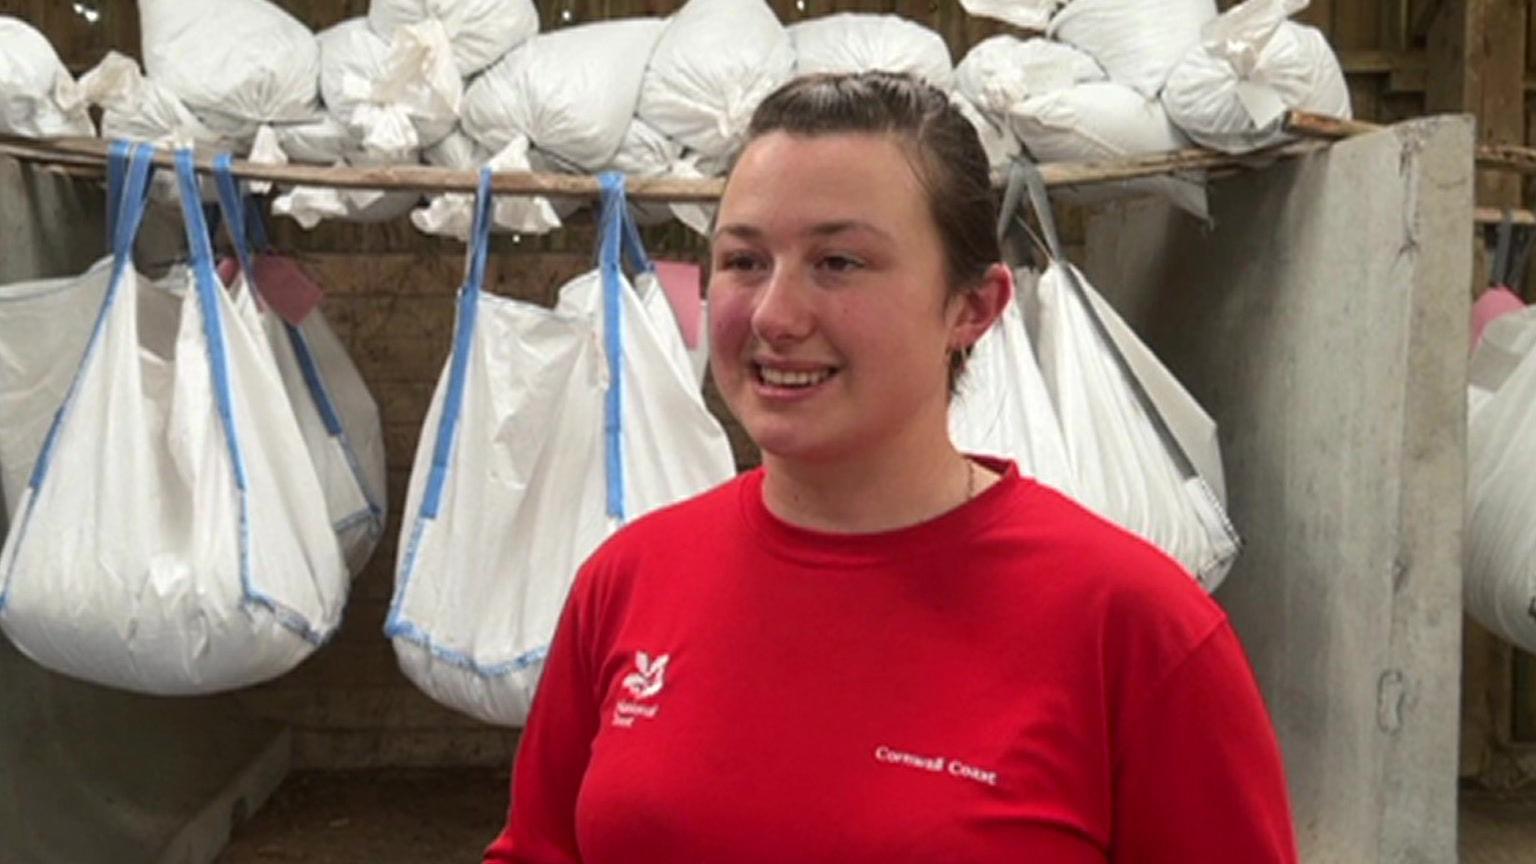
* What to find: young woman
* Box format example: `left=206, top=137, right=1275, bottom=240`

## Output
left=484, top=71, right=1298, bottom=863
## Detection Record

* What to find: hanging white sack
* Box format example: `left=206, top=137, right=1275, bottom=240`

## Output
left=638, top=0, right=795, bottom=160
left=368, top=0, right=539, bottom=77
left=388, top=172, right=735, bottom=726
left=273, top=148, right=424, bottom=228
left=1012, top=82, right=1209, bottom=221
left=462, top=18, right=664, bottom=173
left=139, top=0, right=321, bottom=136
left=788, top=14, right=954, bottom=90
left=958, top=0, right=1060, bottom=32
left=318, top=17, right=461, bottom=159
left=955, top=36, right=1105, bottom=122
left=0, top=16, right=93, bottom=137
left=1048, top=0, right=1217, bottom=99
left=1161, top=0, right=1350, bottom=154
left=1467, top=307, right=1536, bottom=653
left=0, top=144, right=350, bottom=695
left=212, top=159, right=388, bottom=575
left=1001, top=163, right=1237, bottom=588
left=949, top=268, right=1077, bottom=494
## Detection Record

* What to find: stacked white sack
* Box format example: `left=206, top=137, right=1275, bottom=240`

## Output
left=1467, top=308, right=1536, bottom=654
left=139, top=0, right=321, bottom=138
left=318, top=17, right=461, bottom=158
left=368, top=0, right=539, bottom=77
left=958, top=0, right=1062, bottom=31
left=0, top=16, right=93, bottom=137
left=1014, top=82, right=1209, bottom=220
left=273, top=148, right=424, bottom=228
left=954, top=36, right=1103, bottom=174
left=412, top=129, right=562, bottom=237
left=1048, top=0, right=1217, bottom=99
left=1162, top=0, right=1350, bottom=154
left=78, top=52, right=227, bottom=149
left=639, top=0, right=795, bottom=161
left=788, top=14, right=954, bottom=90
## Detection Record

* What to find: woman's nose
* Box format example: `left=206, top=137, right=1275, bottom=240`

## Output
left=750, top=265, right=815, bottom=346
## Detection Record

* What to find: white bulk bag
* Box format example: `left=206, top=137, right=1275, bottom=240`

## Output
left=462, top=18, right=664, bottom=172
left=956, top=36, right=1105, bottom=121
left=387, top=172, right=735, bottom=726
left=139, top=0, right=321, bottom=134
left=1162, top=0, right=1350, bottom=154
left=212, top=160, right=387, bottom=575
left=1049, top=0, right=1217, bottom=99
left=1467, top=308, right=1536, bottom=653
left=958, top=0, right=1060, bottom=31
left=318, top=17, right=461, bottom=159
left=1013, top=82, right=1209, bottom=221
left=949, top=268, right=1076, bottom=494
left=788, top=14, right=954, bottom=90
left=0, top=16, right=93, bottom=137
left=0, top=145, right=349, bottom=695
left=368, top=0, right=539, bottom=77
left=78, top=52, right=228, bottom=150
left=639, top=0, right=795, bottom=160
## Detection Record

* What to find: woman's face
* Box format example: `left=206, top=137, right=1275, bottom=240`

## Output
left=708, top=131, right=969, bottom=466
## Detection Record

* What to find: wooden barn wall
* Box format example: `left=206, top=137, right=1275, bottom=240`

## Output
left=3, top=0, right=1531, bottom=769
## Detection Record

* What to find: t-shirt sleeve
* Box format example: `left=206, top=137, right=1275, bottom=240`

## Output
left=483, top=568, right=602, bottom=864
left=1110, top=621, right=1300, bottom=864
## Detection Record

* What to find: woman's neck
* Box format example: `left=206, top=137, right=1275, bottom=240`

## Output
left=759, top=432, right=996, bottom=534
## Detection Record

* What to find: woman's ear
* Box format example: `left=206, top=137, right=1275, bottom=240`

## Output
left=948, top=263, right=1014, bottom=351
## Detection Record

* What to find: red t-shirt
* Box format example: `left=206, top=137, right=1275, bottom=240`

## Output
left=486, top=460, right=1298, bottom=863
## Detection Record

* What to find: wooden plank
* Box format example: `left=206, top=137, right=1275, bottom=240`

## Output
left=1295, top=0, right=1332, bottom=31
left=1332, top=0, right=1381, bottom=51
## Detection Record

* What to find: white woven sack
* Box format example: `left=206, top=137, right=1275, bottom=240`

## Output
left=956, top=36, right=1105, bottom=120
left=1031, top=261, right=1237, bottom=589
left=140, top=0, right=320, bottom=135
left=78, top=52, right=227, bottom=150
left=388, top=173, right=734, bottom=726
left=1467, top=307, right=1536, bottom=653
left=639, top=0, right=795, bottom=160
left=0, top=146, right=348, bottom=695
left=368, top=0, right=539, bottom=76
left=788, top=14, right=954, bottom=90
left=958, top=0, right=1060, bottom=31
left=1049, top=0, right=1217, bottom=98
left=949, top=269, right=1076, bottom=494
left=462, top=18, right=664, bottom=173
left=0, top=16, right=93, bottom=137
left=318, top=17, right=461, bottom=159
left=211, top=162, right=387, bottom=575
left=952, top=93, right=1021, bottom=176
left=1162, top=0, right=1350, bottom=154
left=1013, top=82, right=1209, bottom=221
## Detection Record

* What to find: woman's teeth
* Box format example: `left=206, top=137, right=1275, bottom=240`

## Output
left=759, top=366, right=834, bottom=388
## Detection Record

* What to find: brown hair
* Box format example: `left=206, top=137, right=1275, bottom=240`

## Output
left=737, top=71, right=1001, bottom=392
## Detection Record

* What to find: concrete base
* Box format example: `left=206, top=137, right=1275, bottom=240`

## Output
left=0, top=157, right=292, bottom=864
left=1082, top=117, right=1472, bottom=862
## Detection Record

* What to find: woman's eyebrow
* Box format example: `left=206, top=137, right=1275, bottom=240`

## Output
left=712, top=221, right=894, bottom=243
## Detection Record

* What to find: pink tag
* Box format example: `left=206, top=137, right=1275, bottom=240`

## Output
left=251, top=254, right=325, bottom=326
left=654, top=260, right=703, bottom=348
left=217, top=257, right=240, bottom=288
left=1472, top=285, right=1526, bottom=350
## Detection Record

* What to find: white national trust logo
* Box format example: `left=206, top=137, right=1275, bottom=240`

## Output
left=612, top=651, right=668, bottom=729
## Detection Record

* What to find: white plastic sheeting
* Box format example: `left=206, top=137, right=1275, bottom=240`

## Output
left=788, top=14, right=954, bottom=90
left=1162, top=0, right=1350, bottom=154
left=139, top=0, right=321, bottom=136
left=0, top=145, right=349, bottom=695
left=638, top=0, right=795, bottom=160
left=1012, top=82, right=1209, bottom=220
left=388, top=172, right=734, bottom=726
left=1048, top=0, right=1218, bottom=99
left=317, top=17, right=461, bottom=159
left=1467, top=307, right=1536, bottom=653
left=368, top=0, right=539, bottom=76
left=0, top=16, right=93, bottom=137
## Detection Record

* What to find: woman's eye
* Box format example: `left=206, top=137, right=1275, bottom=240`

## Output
left=819, top=255, right=864, bottom=273
left=718, top=253, right=763, bottom=272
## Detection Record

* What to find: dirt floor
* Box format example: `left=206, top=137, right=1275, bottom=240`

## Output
left=217, top=768, right=509, bottom=864
left=221, top=769, right=1536, bottom=863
